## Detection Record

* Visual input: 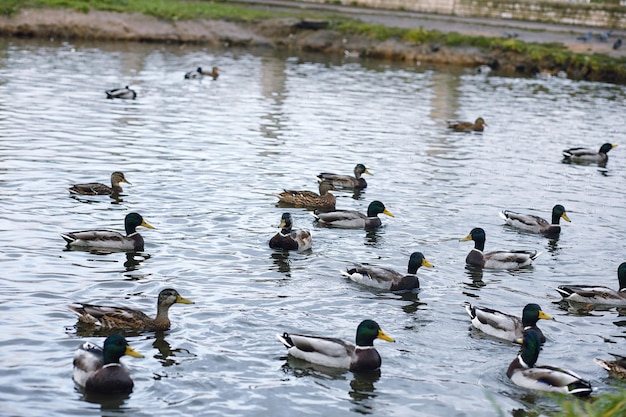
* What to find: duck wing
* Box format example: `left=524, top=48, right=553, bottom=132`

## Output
left=69, top=182, right=112, bottom=195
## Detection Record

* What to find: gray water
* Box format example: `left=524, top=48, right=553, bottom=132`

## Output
left=0, top=37, right=624, bottom=417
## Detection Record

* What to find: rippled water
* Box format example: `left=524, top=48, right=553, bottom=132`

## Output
left=0, top=37, right=625, bottom=417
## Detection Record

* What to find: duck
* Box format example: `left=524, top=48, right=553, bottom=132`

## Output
left=312, top=200, right=394, bottom=230
left=73, top=334, right=143, bottom=394
left=562, top=143, right=617, bottom=163
left=276, top=319, right=394, bottom=372
left=316, top=164, right=372, bottom=189
left=184, top=66, right=219, bottom=80
left=556, top=262, right=626, bottom=307
left=446, top=117, right=487, bottom=132
left=499, top=204, right=571, bottom=238
left=61, top=212, right=154, bottom=251
left=507, top=328, right=593, bottom=397
left=68, top=288, right=194, bottom=332
left=595, top=353, right=626, bottom=379
left=460, top=227, right=540, bottom=269
left=276, top=181, right=336, bottom=211
left=341, top=252, right=433, bottom=293
left=105, top=86, right=136, bottom=99
left=68, top=172, right=131, bottom=196
left=268, top=212, right=312, bottom=251
left=464, top=302, right=553, bottom=344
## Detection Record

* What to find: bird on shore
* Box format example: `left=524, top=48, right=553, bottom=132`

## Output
left=68, top=288, right=194, bottom=332
left=276, top=319, right=394, bottom=372
left=464, top=302, right=552, bottom=344
left=73, top=334, right=143, bottom=394
left=447, top=117, right=487, bottom=132
left=276, top=181, right=336, bottom=211
left=595, top=353, right=626, bottom=379
left=556, top=262, right=626, bottom=307
left=185, top=66, right=219, bottom=80
left=69, top=172, right=130, bottom=196
left=614, top=38, right=622, bottom=50
left=499, top=204, right=570, bottom=238
left=577, top=31, right=593, bottom=42
left=507, top=329, right=593, bottom=397
left=341, top=252, right=433, bottom=293
left=317, top=163, right=372, bottom=190
left=269, top=213, right=312, bottom=251
left=562, top=143, right=617, bottom=163
left=460, top=227, right=540, bottom=269
left=599, top=30, right=613, bottom=42
left=61, top=212, right=154, bottom=251
left=105, top=86, right=136, bottom=99
left=313, top=200, right=393, bottom=230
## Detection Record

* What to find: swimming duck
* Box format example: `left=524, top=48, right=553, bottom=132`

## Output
left=562, top=143, right=617, bottom=162
left=556, top=262, right=626, bottom=307
left=447, top=117, right=487, bottom=132
left=276, top=319, right=394, bottom=372
left=269, top=212, right=312, bottom=251
left=595, top=353, right=626, bottom=379
left=68, top=288, right=193, bottom=332
left=61, top=212, right=154, bottom=251
left=312, top=200, right=394, bottom=229
left=276, top=181, right=336, bottom=211
left=507, top=329, right=593, bottom=397
left=185, top=66, right=219, bottom=80
left=73, top=334, right=143, bottom=394
left=464, top=302, right=552, bottom=344
left=499, top=204, right=571, bottom=238
left=341, top=252, right=433, bottom=293
left=105, top=86, right=136, bottom=99
left=69, top=172, right=131, bottom=196
left=460, top=227, right=540, bottom=269
left=316, top=164, right=372, bottom=189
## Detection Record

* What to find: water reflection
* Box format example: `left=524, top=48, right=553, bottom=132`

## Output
left=78, top=389, right=130, bottom=410
left=463, top=265, right=485, bottom=288
left=348, top=370, right=380, bottom=415
left=151, top=331, right=194, bottom=367
left=269, top=251, right=292, bottom=276
left=124, top=251, right=150, bottom=272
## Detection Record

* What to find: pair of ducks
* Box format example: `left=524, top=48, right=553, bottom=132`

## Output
left=184, top=66, right=220, bottom=80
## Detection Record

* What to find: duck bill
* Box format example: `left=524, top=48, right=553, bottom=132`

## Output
left=422, top=259, right=434, bottom=268
left=561, top=213, right=571, bottom=223
left=122, top=179, right=132, bottom=185
left=377, top=330, right=395, bottom=342
left=177, top=295, right=194, bottom=304
left=141, top=220, right=155, bottom=229
left=611, top=144, right=618, bottom=149
left=364, top=169, right=373, bottom=176
left=125, top=345, right=144, bottom=358
left=538, top=311, right=553, bottom=320
left=279, top=218, right=287, bottom=228
left=460, top=234, right=473, bottom=242
left=383, top=209, right=394, bottom=218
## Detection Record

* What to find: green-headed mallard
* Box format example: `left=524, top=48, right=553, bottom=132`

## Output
left=507, top=329, right=592, bottom=397
left=460, top=227, right=540, bottom=269
left=447, top=117, right=487, bottom=132
left=276, top=181, right=336, bottom=210
left=556, top=262, right=626, bottom=307
left=73, top=334, right=143, bottom=394
left=68, top=288, right=193, bottom=332
left=69, top=172, right=131, bottom=196
left=61, top=212, right=154, bottom=251
left=341, top=252, right=433, bottom=293
left=185, top=66, right=219, bottom=80
left=499, top=204, right=571, bottom=238
left=316, top=164, right=372, bottom=189
left=595, top=353, right=626, bottom=379
left=105, top=86, right=136, bottom=99
left=312, top=200, right=394, bottom=229
left=562, top=143, right=617, bottom=162
left=269, top=212, right=312, bottom=251
left=276, top=319, right=394, bottom=372
left=464, top=302, right=553, bottom=344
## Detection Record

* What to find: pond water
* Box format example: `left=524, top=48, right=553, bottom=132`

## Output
left=0, top=37, right=624, bottom=417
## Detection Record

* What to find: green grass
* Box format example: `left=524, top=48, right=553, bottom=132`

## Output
left=555, top=389, right=626, bottom=417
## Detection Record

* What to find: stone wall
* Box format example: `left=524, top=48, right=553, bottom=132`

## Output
left=296, top=0, right=626, bottom=29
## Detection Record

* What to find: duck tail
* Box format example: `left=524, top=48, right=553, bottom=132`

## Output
left=60, top=233, right=75, bottom=245
left=463, top=301, right=476, bottom=319
left=276, top=333, right=294, bottom=349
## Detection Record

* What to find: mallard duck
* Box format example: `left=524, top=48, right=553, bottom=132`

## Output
left=276, top=319, right=394, bottom=372
left=595, top=353, right=626, bottom=379
left=556, top=262, right=626, bottom=307
left=499, top=204, right=571, bottom=238
left=68, top=288, right=193, bottom=331
left=73, top=334, right=143, bottom=393
left=447, top=117, right=487, bottom=132
left=507, top=329, right=593, bottom=397
left=460, top=227, right=540, bottom=269
left=562, top=143, right=617, bottom=162
left=464, top=302, right=552, bottom=344
left=184, top=66, right=219, bottom=80
left=105, top=86, right=136, bottom=99
left=69, top=172, right=131, bottom=196
left=61, top=212, right=154, bottom=251
left=341, top=252, right=433, bottom=293
left=316, top=164, right=372, bottom=189
left=312, top=200, right=394, bottom=230
left=276, top=181, right=336, bottom=210
left=268, top=212, right=312, bottom=251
